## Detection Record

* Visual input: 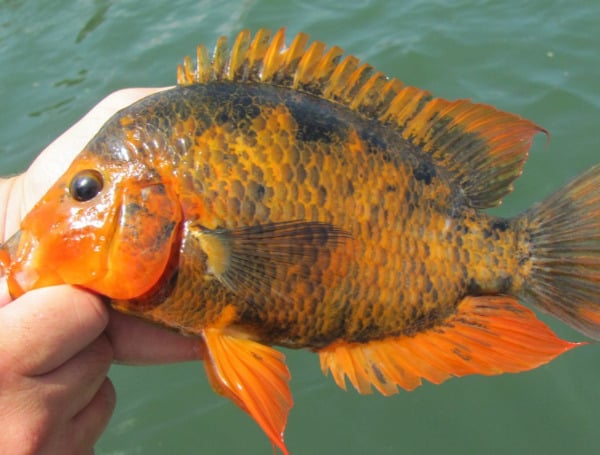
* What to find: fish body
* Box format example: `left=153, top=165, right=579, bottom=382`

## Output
left=2, top=29, right=600, bottom=454
left=59, top=82, right=519, bottom=348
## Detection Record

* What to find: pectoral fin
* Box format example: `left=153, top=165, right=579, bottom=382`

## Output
left=319, top=296, right=580, bottom=396
left=194, top=220, right=350, bottom=297
left=201, top=328, right=293, bottom=455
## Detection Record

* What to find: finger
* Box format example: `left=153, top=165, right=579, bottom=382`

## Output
left=69, top=377, right=116, bottom=453
left=106, top=309, right=202, bottom=365
left=0, top=285, right=108, bottom=376
left=42, top=334, right=113, bottom=420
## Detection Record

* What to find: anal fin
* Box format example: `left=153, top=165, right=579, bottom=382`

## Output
left=319, top=296, right=581, bottom=396
left=201, top=329, right=293, bottom=455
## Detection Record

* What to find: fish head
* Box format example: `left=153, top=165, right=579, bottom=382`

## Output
left=2, top=148, right=182, bottom=301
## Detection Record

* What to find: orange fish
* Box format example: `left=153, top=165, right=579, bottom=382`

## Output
left=1, top=28, right=599, bottom=454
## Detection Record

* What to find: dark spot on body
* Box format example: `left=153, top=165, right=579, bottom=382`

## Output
left=425, top=275, right=433, bottom=293
left=238, top=94, right=253, bottom=108
left=491, top=219, right=510, bottom=232
left=467, top=278, right=483, bottom=294
left=215, top=109, right=230, bottom=124
left=497, top=275, right=513, bottom=293
left=285, top=96, right=347, bottom=143
left=246, top=181, right=266, bottom=204
left=413, top=160, right=436, bottom=185
left=256, top=184, right=265, bottom=200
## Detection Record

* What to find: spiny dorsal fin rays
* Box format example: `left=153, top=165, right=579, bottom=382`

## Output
left=177, top=28, right=546, bottom=209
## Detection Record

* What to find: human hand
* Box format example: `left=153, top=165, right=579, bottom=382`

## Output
left=0, top=284, right=202, bottom=454
left=0, top=286, right=114, bottom=454
left=0, top=88, right=202, bottom=454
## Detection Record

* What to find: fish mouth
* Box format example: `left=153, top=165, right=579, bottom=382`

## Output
left=0, top=228, right=70, bottom=299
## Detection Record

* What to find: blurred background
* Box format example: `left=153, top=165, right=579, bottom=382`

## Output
left=1, top=0, right=599, bottom=453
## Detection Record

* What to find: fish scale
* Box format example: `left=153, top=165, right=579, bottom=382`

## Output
left=2, top=29, right=600, bottom=455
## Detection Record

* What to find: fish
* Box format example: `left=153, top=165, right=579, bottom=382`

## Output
left=1, top=28, right=600, bottom=454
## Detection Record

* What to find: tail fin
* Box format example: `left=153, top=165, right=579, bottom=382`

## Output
left=517, top=163, right=600, bottom=340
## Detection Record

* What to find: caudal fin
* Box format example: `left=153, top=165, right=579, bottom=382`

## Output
left=517, top=163, right=600, bottom=339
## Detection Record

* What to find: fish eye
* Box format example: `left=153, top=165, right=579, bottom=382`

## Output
left=69, top=170, right=104, bottom=202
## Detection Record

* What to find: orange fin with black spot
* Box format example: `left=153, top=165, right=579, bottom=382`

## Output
left=177, top=28, right=545, bottom=208
left=319, top=296, right=580, bottom=396
left=201, top=329, right=293, bottom=455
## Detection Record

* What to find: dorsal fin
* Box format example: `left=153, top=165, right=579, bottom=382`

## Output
left=177, top=28, right=546, bottom=208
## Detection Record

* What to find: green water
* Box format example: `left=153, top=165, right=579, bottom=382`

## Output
left=1, top=0, right=600, bottom=453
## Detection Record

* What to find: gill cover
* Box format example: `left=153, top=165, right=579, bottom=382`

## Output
left=92, top=180, right=181, bottom=299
